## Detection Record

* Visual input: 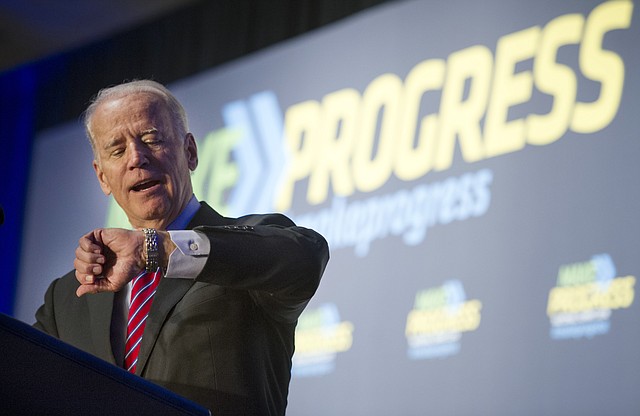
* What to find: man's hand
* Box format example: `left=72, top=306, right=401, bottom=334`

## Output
left=74, top=228, right=146, bottom=297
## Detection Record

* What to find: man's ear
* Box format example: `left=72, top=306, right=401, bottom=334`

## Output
left=185, top=133, right=198, bottom=171
left=93, top=160, right=112, bottom=196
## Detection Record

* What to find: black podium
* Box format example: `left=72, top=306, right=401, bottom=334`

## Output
left=0, top=313, right=210, bottom=415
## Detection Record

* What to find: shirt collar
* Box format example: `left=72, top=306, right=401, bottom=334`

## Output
left=166, top=195, right=200, bottom=230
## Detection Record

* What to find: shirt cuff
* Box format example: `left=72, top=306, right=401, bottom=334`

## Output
left=166, top=230, right=210, bottom=279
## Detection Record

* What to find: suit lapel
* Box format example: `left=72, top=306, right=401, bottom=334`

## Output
left=135, top=201, right=225, bottom=375
left=86, top=291, right=117, bottom=365
left=135, top=277, right=194, bottom=374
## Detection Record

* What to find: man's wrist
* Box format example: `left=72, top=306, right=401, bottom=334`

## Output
left=157, top=231, right=176, bottom=272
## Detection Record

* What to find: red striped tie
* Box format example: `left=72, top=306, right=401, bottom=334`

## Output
left=124, top=268, right=161, bottom=373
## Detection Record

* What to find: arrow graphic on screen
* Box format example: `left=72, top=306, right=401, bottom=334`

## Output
left=222, top=91, right=287, bottom=214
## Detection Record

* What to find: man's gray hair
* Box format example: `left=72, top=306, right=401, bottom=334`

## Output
left=83, top=80, right=189, bottom=156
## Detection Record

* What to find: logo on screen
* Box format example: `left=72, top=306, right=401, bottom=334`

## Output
left=405, top=280, right=482, bottom=359
left=292, top=303, right=354, bottom=377
left=189, top=90, right=495, bottom=258
left=546, top=254, right=635, bottom=340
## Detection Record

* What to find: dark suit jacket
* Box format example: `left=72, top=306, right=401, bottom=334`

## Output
left=34, top=202, right=329, bottom=415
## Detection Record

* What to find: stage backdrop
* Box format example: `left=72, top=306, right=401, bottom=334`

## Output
left=15, top=1, right=640, bottom=414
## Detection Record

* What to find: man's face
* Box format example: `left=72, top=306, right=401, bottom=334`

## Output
left=90, top=92, right=198, bottom=230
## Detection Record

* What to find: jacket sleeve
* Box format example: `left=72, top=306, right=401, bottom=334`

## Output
left=33, top=278, right=60, bottom=337
left=193, top=213, right=330, bottom=323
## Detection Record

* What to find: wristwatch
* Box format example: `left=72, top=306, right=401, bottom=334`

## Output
left=142, top=228, right=160, bottom=272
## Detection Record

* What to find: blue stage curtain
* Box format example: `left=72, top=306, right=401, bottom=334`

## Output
left=0, top=67, right=36, bottom=314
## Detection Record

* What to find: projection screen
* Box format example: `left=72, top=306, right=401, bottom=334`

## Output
left=16, top=1, right=640, bottom=414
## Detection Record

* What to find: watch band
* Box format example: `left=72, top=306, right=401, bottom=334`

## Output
left=142, top=228, right=160, bottom=273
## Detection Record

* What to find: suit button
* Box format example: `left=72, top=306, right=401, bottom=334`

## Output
left=189, top=242, right=199, bottom=251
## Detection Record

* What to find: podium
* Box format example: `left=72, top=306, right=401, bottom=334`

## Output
left=0, top=313, right=210, bottom=415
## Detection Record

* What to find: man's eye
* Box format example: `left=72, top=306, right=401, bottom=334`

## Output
left=144, top=138, right=162, bottom=146
left=111, top=148, right=125, bottom=157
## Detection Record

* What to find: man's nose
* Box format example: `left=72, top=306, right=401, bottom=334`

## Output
left=127, top=142, right=149, bottom=169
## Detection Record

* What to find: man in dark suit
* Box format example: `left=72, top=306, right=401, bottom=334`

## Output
left=33, top=80, right=329, bottom=415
